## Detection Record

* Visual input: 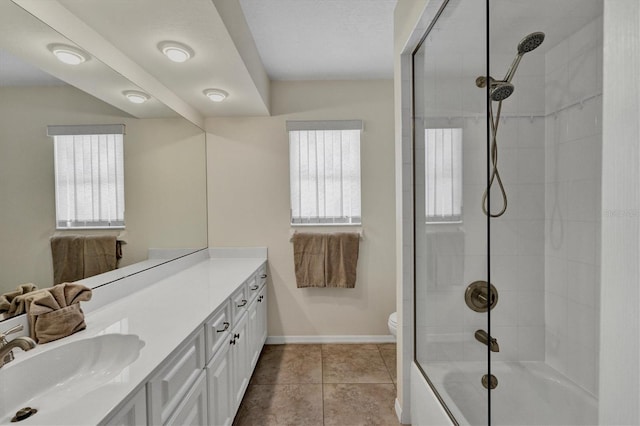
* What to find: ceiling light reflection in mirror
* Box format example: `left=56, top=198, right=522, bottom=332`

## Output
left=0, top=1, right=208, bottom=321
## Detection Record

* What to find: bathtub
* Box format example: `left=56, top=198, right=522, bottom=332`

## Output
left=423, top=361, right=597, bottom=425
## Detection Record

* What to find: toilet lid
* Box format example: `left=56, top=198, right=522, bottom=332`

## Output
left=389, top=312, right=398, bottom=326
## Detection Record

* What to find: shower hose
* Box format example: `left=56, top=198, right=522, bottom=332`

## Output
left=482, top=100, right=508, bottom=217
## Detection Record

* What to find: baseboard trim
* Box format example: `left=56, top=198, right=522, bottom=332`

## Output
left=395, top=398, right=403, bottom=424
left=266, top=335, right=396, bottom=344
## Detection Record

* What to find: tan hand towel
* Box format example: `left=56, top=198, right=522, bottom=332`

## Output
left=293, top=233, right=326, bottom=288
left=325, top=233, right=360, bottom=288
left=0, top=283, right=38, bottom=316
left=83, top=236, right=118, bottom=278
left=26, top=283, right=92, bottom=344
left=51, top=236, right=84, bottom=284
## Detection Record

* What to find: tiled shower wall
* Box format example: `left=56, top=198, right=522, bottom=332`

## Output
left=415, top=46, right=547, bottom=364
left=544, top=17, right=603, bottom=396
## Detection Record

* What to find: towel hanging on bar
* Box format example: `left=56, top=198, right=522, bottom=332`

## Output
left=291, top=232, right=360, bottom=288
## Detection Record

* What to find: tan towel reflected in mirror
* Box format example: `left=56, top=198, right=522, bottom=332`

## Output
left=292, top=232, right=360, bottom=288
left=0, top=283, right=38, bottom=317
left=24, top=283, right=92, bottom=344
left=51, top=235, right=119, bottom=284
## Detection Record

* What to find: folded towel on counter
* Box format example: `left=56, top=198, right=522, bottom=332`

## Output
left=292, top=232, right=360, bottom=288
left=0, top=283, right=38, bottom=317
left=293, top=233, right=326, bottom=288
left=51, top=235, right=119, bottom=284
left=326, top=233, right=359, bottom=288
left=25, top=283, right=92, bottom=344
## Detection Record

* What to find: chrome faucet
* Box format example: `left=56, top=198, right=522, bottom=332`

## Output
left=475, top=329, right=500, bottom=352
left=0, top=324, right=36, bottom=367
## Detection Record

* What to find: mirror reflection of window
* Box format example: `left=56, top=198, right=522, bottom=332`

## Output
left=425, top=128, right=463, bottom=223
left=48, top=124, right=125, bottom=230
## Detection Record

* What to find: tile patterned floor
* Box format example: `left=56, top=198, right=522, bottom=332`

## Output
left=234, top=343, right=400, bottom=426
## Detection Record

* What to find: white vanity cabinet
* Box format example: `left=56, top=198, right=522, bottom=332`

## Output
left=229, top=310, right=250, bottom=411
left=87, top=256, right=268, bottom=426
left=164, top=372, right=208, bottom=426
left=102, top=387, right=147, bottom=426
left=206, top=338, right=233, bottom=426
left=147, top=329, right=206, bottom=425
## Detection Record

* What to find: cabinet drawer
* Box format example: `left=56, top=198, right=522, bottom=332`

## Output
left=246, top=275, right=260, bottom=302
left=230, top=285, right=248, bottom=324
left=204, top=301, right=231, bottom=362
left=165, top=372, right=208, bottom=426
left=147, top=329, right=206, bottom=425
left=256, top=264, right=268, bottom=288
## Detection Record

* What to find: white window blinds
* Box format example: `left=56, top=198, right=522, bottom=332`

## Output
left=288, top=120, right=362, bottom=225
left=48, top=124, right=125, bottom=229
left=425, top=128, right=463, bottom=223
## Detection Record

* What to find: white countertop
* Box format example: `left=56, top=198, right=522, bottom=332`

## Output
left=1, top=249, right=266, bottom=425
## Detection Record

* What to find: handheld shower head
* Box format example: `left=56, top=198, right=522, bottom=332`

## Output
left=517, top=31, right=545, bottom=54
left=475, top=31, right=545, bottom=102
left=504, top=31, right=545, bottom=83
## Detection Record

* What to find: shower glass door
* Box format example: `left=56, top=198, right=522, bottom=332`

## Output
left=487, top=1, right=602, bottom=424
left=414, top=0, right=603, bottom=424
left=413, top=0, right=492, bottom=424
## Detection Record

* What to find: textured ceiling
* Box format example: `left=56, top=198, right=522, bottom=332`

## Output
left=239, top=0, right=397, bottom=80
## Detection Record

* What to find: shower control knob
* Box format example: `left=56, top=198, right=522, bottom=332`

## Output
left=465, top=281, right=499, bottom=312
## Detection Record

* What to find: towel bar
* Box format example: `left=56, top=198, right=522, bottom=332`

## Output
left=289, top=229, right=364, bottom=242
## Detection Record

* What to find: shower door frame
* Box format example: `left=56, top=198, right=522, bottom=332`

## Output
left=411, top=0, right=493, bottom=424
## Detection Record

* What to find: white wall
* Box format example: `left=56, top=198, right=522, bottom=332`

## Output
left=0, top=85, right=208, bottom=294
left=599, top=0, right=640, bottom=423
left=544, top=16, right=603, bottom=396
left=206, top=80, right=395, bottom=338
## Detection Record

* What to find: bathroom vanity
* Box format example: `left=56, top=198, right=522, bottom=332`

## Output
left=0, top=247, right=267, bottom=426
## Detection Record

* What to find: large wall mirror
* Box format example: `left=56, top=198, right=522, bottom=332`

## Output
left=0, top=2, right=208, bottom=320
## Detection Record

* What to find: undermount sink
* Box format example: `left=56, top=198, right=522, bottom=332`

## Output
left=0, top=334, right=145, bottom=424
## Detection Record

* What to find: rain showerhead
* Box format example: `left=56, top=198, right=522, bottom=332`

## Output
left=517, top=31, right=545, bottom=54
left=476, top=31, right=545, bottom=102
left=475, top=76, right=515, bottom=102
left=490, top=82, right=514, bottom=102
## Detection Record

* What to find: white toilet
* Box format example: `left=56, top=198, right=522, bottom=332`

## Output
left=388, top=312, right=398, bottom=338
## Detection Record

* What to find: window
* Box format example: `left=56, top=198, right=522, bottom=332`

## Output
left=48, top=124, right=125, bottom=229
left=425, top=128, right=462, bottom=223
left=288, top=120, right=362, bottom=225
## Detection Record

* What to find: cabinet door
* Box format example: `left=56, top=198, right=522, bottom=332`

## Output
left=102, top=386, right=146, bottom=426
left=165, top=372, right=208, bottom=426
left=206, top=340, right=233, bottom=426
left=248, top=297, right=260, bottom=371
left=147, top=329, right=206, bottom=425
left=230, top=313, right=249, bottom=412
left=257, top=286, right=268, bottom=347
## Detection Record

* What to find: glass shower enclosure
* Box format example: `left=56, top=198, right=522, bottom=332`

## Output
left=413, top=1, right=602, bottom=424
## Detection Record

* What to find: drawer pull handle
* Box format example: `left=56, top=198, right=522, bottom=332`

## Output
left=250, top=285, right=259, bottom=291
left=237, top=299, right=247, bottom=308
left=216, top=322, right=230, bottom=333
left=260, top=274, right=267, bottom=279
left=230, top=339, right=236, bottom=345
left=258, top=296, right=263, bottom=302
left=234, top=333, right=240, bottom=339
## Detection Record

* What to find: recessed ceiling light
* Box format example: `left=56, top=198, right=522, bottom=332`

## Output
left=204, top=89, right=228, bottom=102
left=48, top=44, right=88, bottom=65
left=158, top=41, right=194, bottom=63
left=123, top=90, right=150, bottom=104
